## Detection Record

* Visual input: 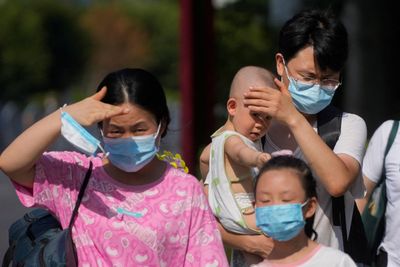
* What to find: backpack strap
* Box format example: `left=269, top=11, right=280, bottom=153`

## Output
left=317, top=105, right=342, bottom=149
left=68, top=161, right=93, bottom=228
left=2, top=243, right=15, bottom=267
left=378, top=120, right=399, bottom=186
left=317, top=106, right=350, bottom=246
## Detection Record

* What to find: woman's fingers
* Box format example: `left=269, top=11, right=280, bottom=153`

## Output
left=91, top=86, right=107, bottom=101
left=101, top=103, right=130, bottom=119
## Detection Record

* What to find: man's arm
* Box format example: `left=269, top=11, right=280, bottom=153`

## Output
left=243, top=81, right=365, bottom=197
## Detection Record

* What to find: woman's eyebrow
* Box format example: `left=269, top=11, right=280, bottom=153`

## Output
left=108, top=124, right=123, bottom=129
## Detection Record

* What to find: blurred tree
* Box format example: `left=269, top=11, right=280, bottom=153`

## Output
left=213, top=0, right=277, bottom=124
left=81, top=0, right=179, bottom=95
left=81, top=3, right=151, bottom=87
left=0, top=0, right=89, bottom=105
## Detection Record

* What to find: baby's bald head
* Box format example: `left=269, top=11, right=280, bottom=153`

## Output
left=229, top=66, right=276, bottom=98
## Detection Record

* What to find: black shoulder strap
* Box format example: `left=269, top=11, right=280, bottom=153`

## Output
left=317, top=105, right=342, bottom=148
left=316, top=106, right=348, bottom=245
left=68, top=161, right=93, bottom=228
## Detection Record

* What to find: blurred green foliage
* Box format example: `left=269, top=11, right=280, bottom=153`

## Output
left=214, top=0, right=278, bottom=122
left=0, top=0, right=89, bottom=104
left=0, top=0, right=278, bottom=108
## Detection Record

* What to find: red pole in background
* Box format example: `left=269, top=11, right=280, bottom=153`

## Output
left=180, top=0, right=215, bottom=174
left=180, top=0, right=195, bottom=171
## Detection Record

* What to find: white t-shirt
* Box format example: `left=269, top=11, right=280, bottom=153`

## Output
left=264, top=112, right=367, bottom=250
left=251, top=245, right=356, bottom=267
left=362, top=120, right=400, bottom=267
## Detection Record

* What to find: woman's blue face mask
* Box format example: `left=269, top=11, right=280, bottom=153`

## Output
left=103, top=124, right=161, bottom=173
left=60, top=110, right=161, bottom=172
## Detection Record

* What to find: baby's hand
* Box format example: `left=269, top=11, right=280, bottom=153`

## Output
left=256, top=152, right=271, bottom=169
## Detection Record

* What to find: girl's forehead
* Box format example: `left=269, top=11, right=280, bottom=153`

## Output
left=257, top=169, right=304, bottom=191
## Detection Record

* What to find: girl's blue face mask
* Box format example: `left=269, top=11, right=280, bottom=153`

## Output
left=255, top=200, right=308, bottom=242
left=102, top=124, right=161, bottom=173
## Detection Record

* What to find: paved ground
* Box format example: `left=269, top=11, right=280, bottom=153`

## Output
left=0, top=171, right=30, bottom=258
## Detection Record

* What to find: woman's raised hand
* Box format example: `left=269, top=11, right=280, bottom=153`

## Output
left=243, top=78, right=300, bottom=126
left=63, top=87, right=130, bottom=126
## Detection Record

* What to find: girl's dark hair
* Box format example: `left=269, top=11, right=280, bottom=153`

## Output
left=279, top=9, right=348, bottom=72
left=254, top=155, right=318, bottom=240
left=96, top=68, right=170, bottom=137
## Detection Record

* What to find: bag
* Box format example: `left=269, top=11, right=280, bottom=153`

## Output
left=361, top=120, right=399, bottom=264
left=317, top=105, right=369, bottom=265
left=2, top=161, right=93, bottom=267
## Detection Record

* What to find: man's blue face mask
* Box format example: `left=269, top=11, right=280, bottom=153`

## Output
left=283, top=64, right=337, bottom=115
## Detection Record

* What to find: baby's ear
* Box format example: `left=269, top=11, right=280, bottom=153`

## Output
left=227, top=98, right=237, bottom=116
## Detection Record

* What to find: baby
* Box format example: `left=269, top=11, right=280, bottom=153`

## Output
left=202, top=66, right=278, bottom=264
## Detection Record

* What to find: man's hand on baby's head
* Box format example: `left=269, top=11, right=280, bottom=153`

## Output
left=256, top=152, right=271, bottom=169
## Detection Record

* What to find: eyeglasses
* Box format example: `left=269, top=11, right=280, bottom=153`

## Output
left=284, top=65, right=341, bottom=92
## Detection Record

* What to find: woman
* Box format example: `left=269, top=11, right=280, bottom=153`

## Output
left=0, top=68, right=229, bottom=266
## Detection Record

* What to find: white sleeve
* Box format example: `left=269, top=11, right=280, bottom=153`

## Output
left=362, top=120, right=394, bottom=183
left=333, top=113, right=367, bottom=198
left=334, top=112, right=367, bottom=164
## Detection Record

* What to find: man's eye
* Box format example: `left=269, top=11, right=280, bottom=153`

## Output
left=302, top=77, right=315, bottom=82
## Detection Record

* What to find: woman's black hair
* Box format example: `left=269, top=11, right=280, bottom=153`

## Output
left=278, top=9, right=348, bottom=72
left=96, top=68, right=170, bottom=137
left=254, top=155, right=318, bottom=240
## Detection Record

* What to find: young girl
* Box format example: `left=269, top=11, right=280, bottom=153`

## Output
left=0, top=68, right=229, bottom=266
left=252, top=156, right=356, bottom=267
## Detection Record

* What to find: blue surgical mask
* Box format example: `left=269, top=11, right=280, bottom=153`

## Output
left=60, top=111, right=105, bottom=155
left=255, top=201, right=308, bottom=241
left=284, top=66, right=335, bottom=114
left=103, top=125, right=161, bottom=172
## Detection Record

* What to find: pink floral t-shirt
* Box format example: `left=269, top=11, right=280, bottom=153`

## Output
left=13, top=151, right=229, bottom=267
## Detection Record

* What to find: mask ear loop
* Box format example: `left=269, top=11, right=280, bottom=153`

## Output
left=301, top=199, right=310, bottom=208
left=98, top=129, right=110, bottom=158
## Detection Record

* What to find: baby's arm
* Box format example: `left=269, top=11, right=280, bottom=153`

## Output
left=225, top=135, right=270, bottom=169
left=199, top=143, right=211, bottom=182
left=0, top=87, right=128, bottom=188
